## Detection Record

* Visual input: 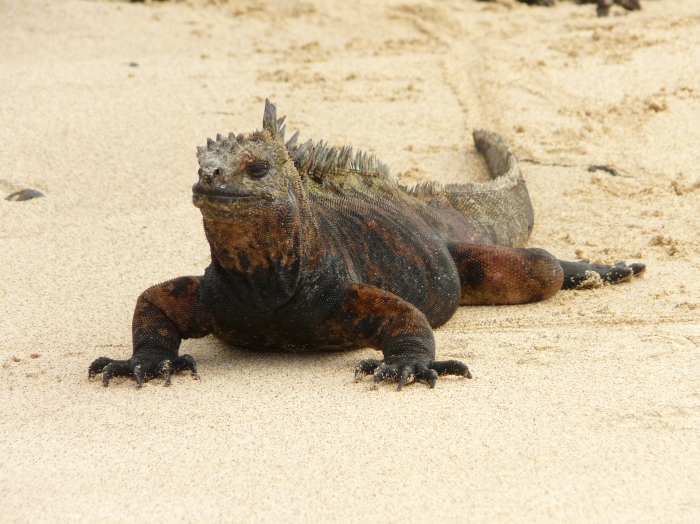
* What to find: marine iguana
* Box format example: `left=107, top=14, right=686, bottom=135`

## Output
left=88, top=100, right=645, bottom=390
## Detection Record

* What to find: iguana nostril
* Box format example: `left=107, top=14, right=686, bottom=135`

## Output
left=213, top=168, right=221, bottom=177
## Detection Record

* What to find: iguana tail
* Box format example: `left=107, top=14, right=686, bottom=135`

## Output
left=407, top=130, right=534, bottom=248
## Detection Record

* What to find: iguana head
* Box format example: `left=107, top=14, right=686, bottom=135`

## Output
left=192, top=100, right=300, bottom=220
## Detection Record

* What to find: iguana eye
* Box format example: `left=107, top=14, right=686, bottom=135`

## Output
left=247, top=161, right=270, bottom=179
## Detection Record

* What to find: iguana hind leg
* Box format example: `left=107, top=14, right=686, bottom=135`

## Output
left=452, top=244, right=563, bottom=305
left=452, top=245, right=646, bottom=304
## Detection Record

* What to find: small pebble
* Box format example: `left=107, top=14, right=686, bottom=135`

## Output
left=5, top=189, right=45, bottom=201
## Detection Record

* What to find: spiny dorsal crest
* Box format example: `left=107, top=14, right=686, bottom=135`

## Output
left=405, top=181, right=446, bottom=198
left=196, top=132, right=244, bottom=158
left=264, top=100, right=393, bottom=183
left=263, top=98, right=287, bottom=142
left=283, top=132, right=393, bottom=183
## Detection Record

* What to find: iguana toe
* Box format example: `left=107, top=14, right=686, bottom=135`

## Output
left=430, top=359, right=473, bottom=379
left=628, top=262, right=646, bottom=276
left=152, top=358, right=200, bottom=387
left=373, top=362, right=400, bottom=384
left=354, top=358, right=381, bottom=380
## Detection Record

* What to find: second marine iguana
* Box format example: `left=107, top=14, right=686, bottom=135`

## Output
left=89, top=100, right=645, bottom=390
left=503, top=0, right=642, bottom=17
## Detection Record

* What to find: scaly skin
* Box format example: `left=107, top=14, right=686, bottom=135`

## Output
left=89, top=100, right=645, bottom=390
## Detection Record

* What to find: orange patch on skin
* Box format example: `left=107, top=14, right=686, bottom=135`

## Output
left=136, top=277, right=212, bottom=340
left=336, top=283, right=434, bottom=352
left=239, top=153, right=253, bottom=169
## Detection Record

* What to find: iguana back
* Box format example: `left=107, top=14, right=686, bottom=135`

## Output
left=287, top=124, right=534, bottom=250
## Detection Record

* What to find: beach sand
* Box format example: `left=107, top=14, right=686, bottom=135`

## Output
left=1, top=0, right=699, bottom=521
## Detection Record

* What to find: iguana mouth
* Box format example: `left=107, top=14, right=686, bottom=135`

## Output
left=192, top=183, right=274, bottom=211
left=193, top=193, right=256, bottom=203
left=192, top=183, right=256, bottom=200
left=192, top=185, right=259, bottom=211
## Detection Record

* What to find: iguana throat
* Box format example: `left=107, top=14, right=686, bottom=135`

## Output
left=202, top=196, right=305, bottom=311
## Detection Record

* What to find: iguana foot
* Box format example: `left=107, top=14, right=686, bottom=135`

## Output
left=559, top=259, right=645, bottom=290
left=355, top=358, right=471, bottom=391
left=88, top=354, right=199, bottom=387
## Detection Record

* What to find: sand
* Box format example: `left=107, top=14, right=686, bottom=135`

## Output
left=1, top=0, right=699, bottom=522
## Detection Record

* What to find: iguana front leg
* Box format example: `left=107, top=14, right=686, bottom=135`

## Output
left=335, top=283, right=471, bottom=390
left=88, top=276, right=213, bottom=387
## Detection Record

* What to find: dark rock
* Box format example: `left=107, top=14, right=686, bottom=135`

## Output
left=5, top=189, right=46, bottom=201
